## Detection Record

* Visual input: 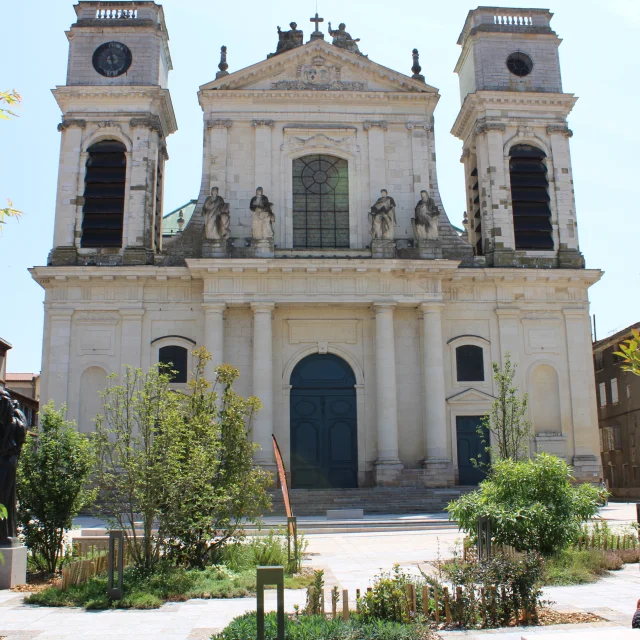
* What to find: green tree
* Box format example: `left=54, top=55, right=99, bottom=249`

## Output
left=614, top=328, right=640, bottom=376
left=480, top=352, right=531, bottom=462
left=17, top=404, right=96, bottom=573
left=446, top=453, right=601, bottom=555
left=1, top=89, right=23, bottom=227
left=162, top=349, right=271, bottom=568
left=94, top=349, right=271, bottom=572
left=94, top=364, right=180, bottom=572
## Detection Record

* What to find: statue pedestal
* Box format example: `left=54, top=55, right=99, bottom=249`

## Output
left=416, top=239, right=442, bottom=259
left=202, top=239, right=230, bottom=258
left=0, top=541, right=27, bottom=589
left=250, top=239, right=274, bottom=258
left=371, top=239, right=396, bottom=259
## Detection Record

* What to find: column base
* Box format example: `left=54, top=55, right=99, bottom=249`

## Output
left=371, top=239, right=397, bottom=259
left=250, top=239, right=274, bottom=258
left=202, top=238, right=231, bottom=258
left=0, top=541, right=27, bottom=589
left=374, top=460, right=404, bottom=486
left=572, top=454, right=601, bottom=483
left=421, top=458, right=455, bottom=487
left=416, top=239, right=442, bottom=259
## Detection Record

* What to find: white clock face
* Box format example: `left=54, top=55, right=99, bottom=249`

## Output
left=92, top=41, right=132, bottom=78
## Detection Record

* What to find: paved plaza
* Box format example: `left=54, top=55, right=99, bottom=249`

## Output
left=0, top=503, right=638, bottom=639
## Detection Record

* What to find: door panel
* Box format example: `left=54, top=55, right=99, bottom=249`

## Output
left=290, top=354, right=358, bottom=489
left=456, top=415, right=490, bottom=486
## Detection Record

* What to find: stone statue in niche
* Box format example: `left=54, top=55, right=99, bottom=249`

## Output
left=250, top=187, right=275, bottom=241
left=268, top=22, right=303, bottom=58
left=0, top=388, right=27, bottom=544
left=328, top=22, right=363, bottom=55
left=412, top=189, right=440, bottom=241
left=202, top=187, right=230, bottom=241
left=369, top=189, right=396, bottom=240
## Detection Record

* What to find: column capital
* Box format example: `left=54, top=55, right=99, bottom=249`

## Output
left=495, top=307, right=521, bottom=319
left=372, top=301, right=397, bottom=313
left=48, top=307, right=75, bottom=319
left=202, top=302, right=227, bottom=314
left=419, top=302, right=445, bottom=314
left=562, top=308, right=587, bottom=319
left=119, top=308, right=145, bottom=318
left=251, top=302, right=276, bottom=313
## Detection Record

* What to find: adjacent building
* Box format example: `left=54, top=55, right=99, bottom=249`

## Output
left=30, top=3, right=602, bottom=488
left=594, top=323, right=640, bottom=498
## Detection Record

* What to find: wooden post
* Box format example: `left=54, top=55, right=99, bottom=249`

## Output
left=342, top=589, right=349, bottom=621
left=443, top=586, right=451, bottom=624
left=406, top=584, right=416, bottom=614
left=456, top=586, right=463, bottom=625
left=422, top=585, right=429, bottom=616
left=321, top=589, right=325, bottom=617
left=355, top=588, right=360, bottom=613
left=481, top=587, right=486, bottom=627
left=256, top=567, right=285, bottom=640
left=491, top=586, right=497, bottom=625
left=434, top=586, right=440, bottom=623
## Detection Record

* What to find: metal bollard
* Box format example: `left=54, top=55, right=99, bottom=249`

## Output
left=256, top=566, right=285, bottom=640
left=107, top=530, right=124, bottom=600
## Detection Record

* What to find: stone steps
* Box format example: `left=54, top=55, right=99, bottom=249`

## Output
left=267, top=487, right=473, bottom=516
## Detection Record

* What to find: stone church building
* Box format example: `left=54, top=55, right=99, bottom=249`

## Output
left=32, top=2, right=602, bottom=488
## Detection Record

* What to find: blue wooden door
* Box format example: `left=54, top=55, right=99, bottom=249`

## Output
left=456, top=415, right=490, bottom=485
left=290, top=354, right=357, bottom=488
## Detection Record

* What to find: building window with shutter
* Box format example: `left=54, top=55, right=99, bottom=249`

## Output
left=610, top=378, right=619, bottom=404
left=81, top=140, right=126, bottom=248
left=599, top=382, right=607, bottom=407
left=508, top=144, right=553, bottom=250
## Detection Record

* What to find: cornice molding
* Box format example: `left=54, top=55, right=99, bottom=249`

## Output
left=57, top=118, right=87, bottom=132
left=205, top=119, right=233, bottom=129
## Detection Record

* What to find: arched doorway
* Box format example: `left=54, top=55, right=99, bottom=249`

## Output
left=290, top=353, right=357, bottom=488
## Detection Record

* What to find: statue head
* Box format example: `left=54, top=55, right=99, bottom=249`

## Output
left=380, top=189, right=388, bottom=197
left=211, top=186, right=219, bottom=196
left=290, top=22, right=297, bottom=30
left=339, top=23, right=346, bottom=31
left=420, top=189, right=429, bottom=201
left=256, top=187, right=263, bottom=195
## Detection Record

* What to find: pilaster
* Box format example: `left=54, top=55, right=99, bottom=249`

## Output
left=119, top=309, right=144, bottom=370
left=253, top=120, right=274, bottom=197
left=44, top=308, right=74, bottom=408
left=203, top=303, right=226, bottom=381
left=365, top=121, right=387, bottom=202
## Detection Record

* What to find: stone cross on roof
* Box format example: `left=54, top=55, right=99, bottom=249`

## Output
left=309, top=13, right=325, bottom=41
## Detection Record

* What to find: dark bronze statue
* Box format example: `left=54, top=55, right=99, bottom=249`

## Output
left=0, top=388, right=27, bottom=543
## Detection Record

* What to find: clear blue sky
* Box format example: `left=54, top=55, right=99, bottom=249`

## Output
left=1, top=0, right=638, bottom=373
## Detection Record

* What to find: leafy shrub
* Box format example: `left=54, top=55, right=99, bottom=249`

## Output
left=304, top=570, right=324, bottom=615
left=17, top=404, right=96, bottom=573
left=441, top=551, right=544, bottom=627
left=447, top=453, right=601, bottom=555
left=543, top=548, right=625, bottom=585
left=359, top=565, right=420, bottom=624
left=214, top=612, right=432, bottom=640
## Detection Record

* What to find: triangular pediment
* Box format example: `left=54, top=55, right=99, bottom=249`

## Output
left=447, top=388, right=496, bottom=405
left=200, top=40, right=438, bottom=94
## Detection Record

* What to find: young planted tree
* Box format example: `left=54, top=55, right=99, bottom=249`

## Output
left=1, top=89, right=23, bottom=227
left=480, top=352, right=532, bottom=462
left=94, top=365, right=180, bottom=572
left=615, top=328, right=640, bottom=376
left=17, top=404, right=95, bottom=573
left=94, top=349, right=271, bottom=572
left=162, top=349, right=271, bottom=569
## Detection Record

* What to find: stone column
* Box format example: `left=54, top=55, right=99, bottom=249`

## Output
left=202, top=303, right=226, bottom=381
left=253, top=120, right=274, bottom=197
left=373, top=302, right=403, bottom=485
left=119, top=309, right=144, bottom=370
left=563, top=308, right=601, bottom=481
left=420, top=303, right=453, bottom=485
left=45, top=308, right=74, bottom=408
left=251, top=302, right=276, bottom=474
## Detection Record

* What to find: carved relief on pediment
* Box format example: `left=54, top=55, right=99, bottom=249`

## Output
left=271, top=55, right=367, bottom=91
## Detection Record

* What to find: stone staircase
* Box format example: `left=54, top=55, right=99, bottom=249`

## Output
left=267, top=487, right=473, bottom=517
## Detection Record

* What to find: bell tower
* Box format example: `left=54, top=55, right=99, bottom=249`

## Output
left=49, top=1, right=177, bottom=266
left=452, top=7, right=584, bottom=269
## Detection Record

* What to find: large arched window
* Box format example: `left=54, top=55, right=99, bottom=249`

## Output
left=292, top=155, right=349, bottom=248
left=81, top=140, right=126, bottom=248
left=456, top=345, right=485, bottom=382
left=158, top=345, right=188, bottom=383
left=509, top=144, right=553, bottom=250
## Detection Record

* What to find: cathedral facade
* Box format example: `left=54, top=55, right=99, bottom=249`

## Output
left=32, top=2, right=602, bottom=488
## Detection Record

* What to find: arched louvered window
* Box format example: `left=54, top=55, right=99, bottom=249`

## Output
left=509, top=144, right=553, bottom=250
left=158, top=345, right=188, bottom=383
left=456, top=345, right=485, bottom=382
left=81, top=140, right=126, bottom=248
